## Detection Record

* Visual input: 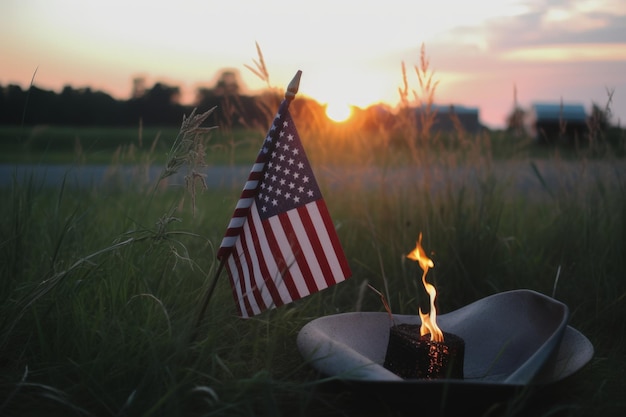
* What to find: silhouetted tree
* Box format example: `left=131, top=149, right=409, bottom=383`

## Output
left=25, top=86, right=61, bottom=124
left=195, top=87, right=219, bottom=111
left=56, top=86, right=120, bottom=125
left=128, top=82, right=185, bottom=125
left=214, top=71, right=240, bottom=96
left=194, top=70, right=269, bottom=129
left=0, top=84, right=27, bottom=124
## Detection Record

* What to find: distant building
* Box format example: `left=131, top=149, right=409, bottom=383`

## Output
left=526, top=103, right=588, bottom=144
left=414, top=104, right=483, bottom=134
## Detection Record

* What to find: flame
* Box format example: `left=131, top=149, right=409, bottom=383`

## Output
left=407, top=233, right=443, bottom=342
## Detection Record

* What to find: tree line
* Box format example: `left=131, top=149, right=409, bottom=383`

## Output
left=0, top=71, right=280, bottom=128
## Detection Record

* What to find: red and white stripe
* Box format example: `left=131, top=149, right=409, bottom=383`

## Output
left=224, top=199, right=351, bottom=317
left=217, top=162, right=265, bottom=257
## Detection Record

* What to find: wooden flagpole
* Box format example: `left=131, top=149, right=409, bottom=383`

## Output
left=190, top=71, right=302, bottom=342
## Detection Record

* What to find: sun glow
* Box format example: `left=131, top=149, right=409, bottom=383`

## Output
left=325, top=102, right=353, bottom=123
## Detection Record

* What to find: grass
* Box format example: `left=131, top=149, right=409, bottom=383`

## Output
left=0, top=124, right=264, bottom=165
left=1, top=122, right=625, bottom=416
left=1, top=47, right=625, bottom=415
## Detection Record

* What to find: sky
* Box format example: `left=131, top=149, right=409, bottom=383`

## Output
left=1, top=0, right=625, bottom=128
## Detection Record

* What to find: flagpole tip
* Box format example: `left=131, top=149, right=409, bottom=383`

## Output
left=285, top=70, right=302, bottom=101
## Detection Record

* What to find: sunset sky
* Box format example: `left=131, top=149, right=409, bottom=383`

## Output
left=2, top=0, right=625, bottom=128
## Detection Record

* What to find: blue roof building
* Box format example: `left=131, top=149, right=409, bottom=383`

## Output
left=526, top=103, right=588, bottom=143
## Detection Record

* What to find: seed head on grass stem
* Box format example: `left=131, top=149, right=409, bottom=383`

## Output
left=244, top=41, right=271, bottom=89
left=161, top=107, right=217, bottom=179
left=159, top=107, right=218, bottom=215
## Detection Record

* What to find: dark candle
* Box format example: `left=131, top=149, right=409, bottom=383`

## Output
left=384, top=323, right=465, bottom=379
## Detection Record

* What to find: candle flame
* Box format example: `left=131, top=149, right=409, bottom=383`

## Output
left=407, top=233, right=443, bottom=342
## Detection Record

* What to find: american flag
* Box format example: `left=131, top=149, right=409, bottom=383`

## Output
left=217, top=91, right=351, bottom=317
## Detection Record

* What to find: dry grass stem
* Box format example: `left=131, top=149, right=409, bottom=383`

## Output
left=244, top=41, right=271, bottom=88
left=161, top=106, right=217, bottom=181
left=159, top=106, right=217, bottom=215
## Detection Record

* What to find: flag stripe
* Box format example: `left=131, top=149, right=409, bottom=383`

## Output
left=217, top=158, right=268, bottom=259
left=265, top=214, right=310, bottom=298
left=309, top=200, right=351, bottom=279
left=248, top=204, right=298, bottom=304
left=299, top=201, right=348, bottom=287
left=239, top=220, right=266, bottom=316
left=294, top=204, right=337, bottom=288
left=241, top=207, right=278, bottom=310
left=235, top=252, right=255, bottom=317
left=225, top=256, right=241, bottom=315
left=285, top=207, right=329, bottom=290
left=249, top=203, right=294, bottom=305
left=228, top=244, right=251, bottom=316
left=232, top=210, right=301, bottom=318
left=234, top=241, right=257, bottom=317
left=236, top=197, right=255, bottom=209
left=277, top=212, right=321, bottom=295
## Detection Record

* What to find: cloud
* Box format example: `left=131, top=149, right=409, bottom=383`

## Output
left=432, top=1, right=626, bottom=55
left=500, top=43, right=626, bottom=62
left=492, top=14, right=626, bottom=50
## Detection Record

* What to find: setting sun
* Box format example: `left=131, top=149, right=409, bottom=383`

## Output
left=325, top=102, right=353, bottom=123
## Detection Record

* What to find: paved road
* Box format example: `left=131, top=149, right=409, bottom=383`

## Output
left=1, top=161, right=625, bottom=199
left=0, top=164, right=251, bottom=190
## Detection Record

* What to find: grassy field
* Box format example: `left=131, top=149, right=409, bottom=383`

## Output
left=1, top=117, right=625, bottom=416
left=2, top=115, right=625, bottom=166
left=0, top=124, right=264, bottom=165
